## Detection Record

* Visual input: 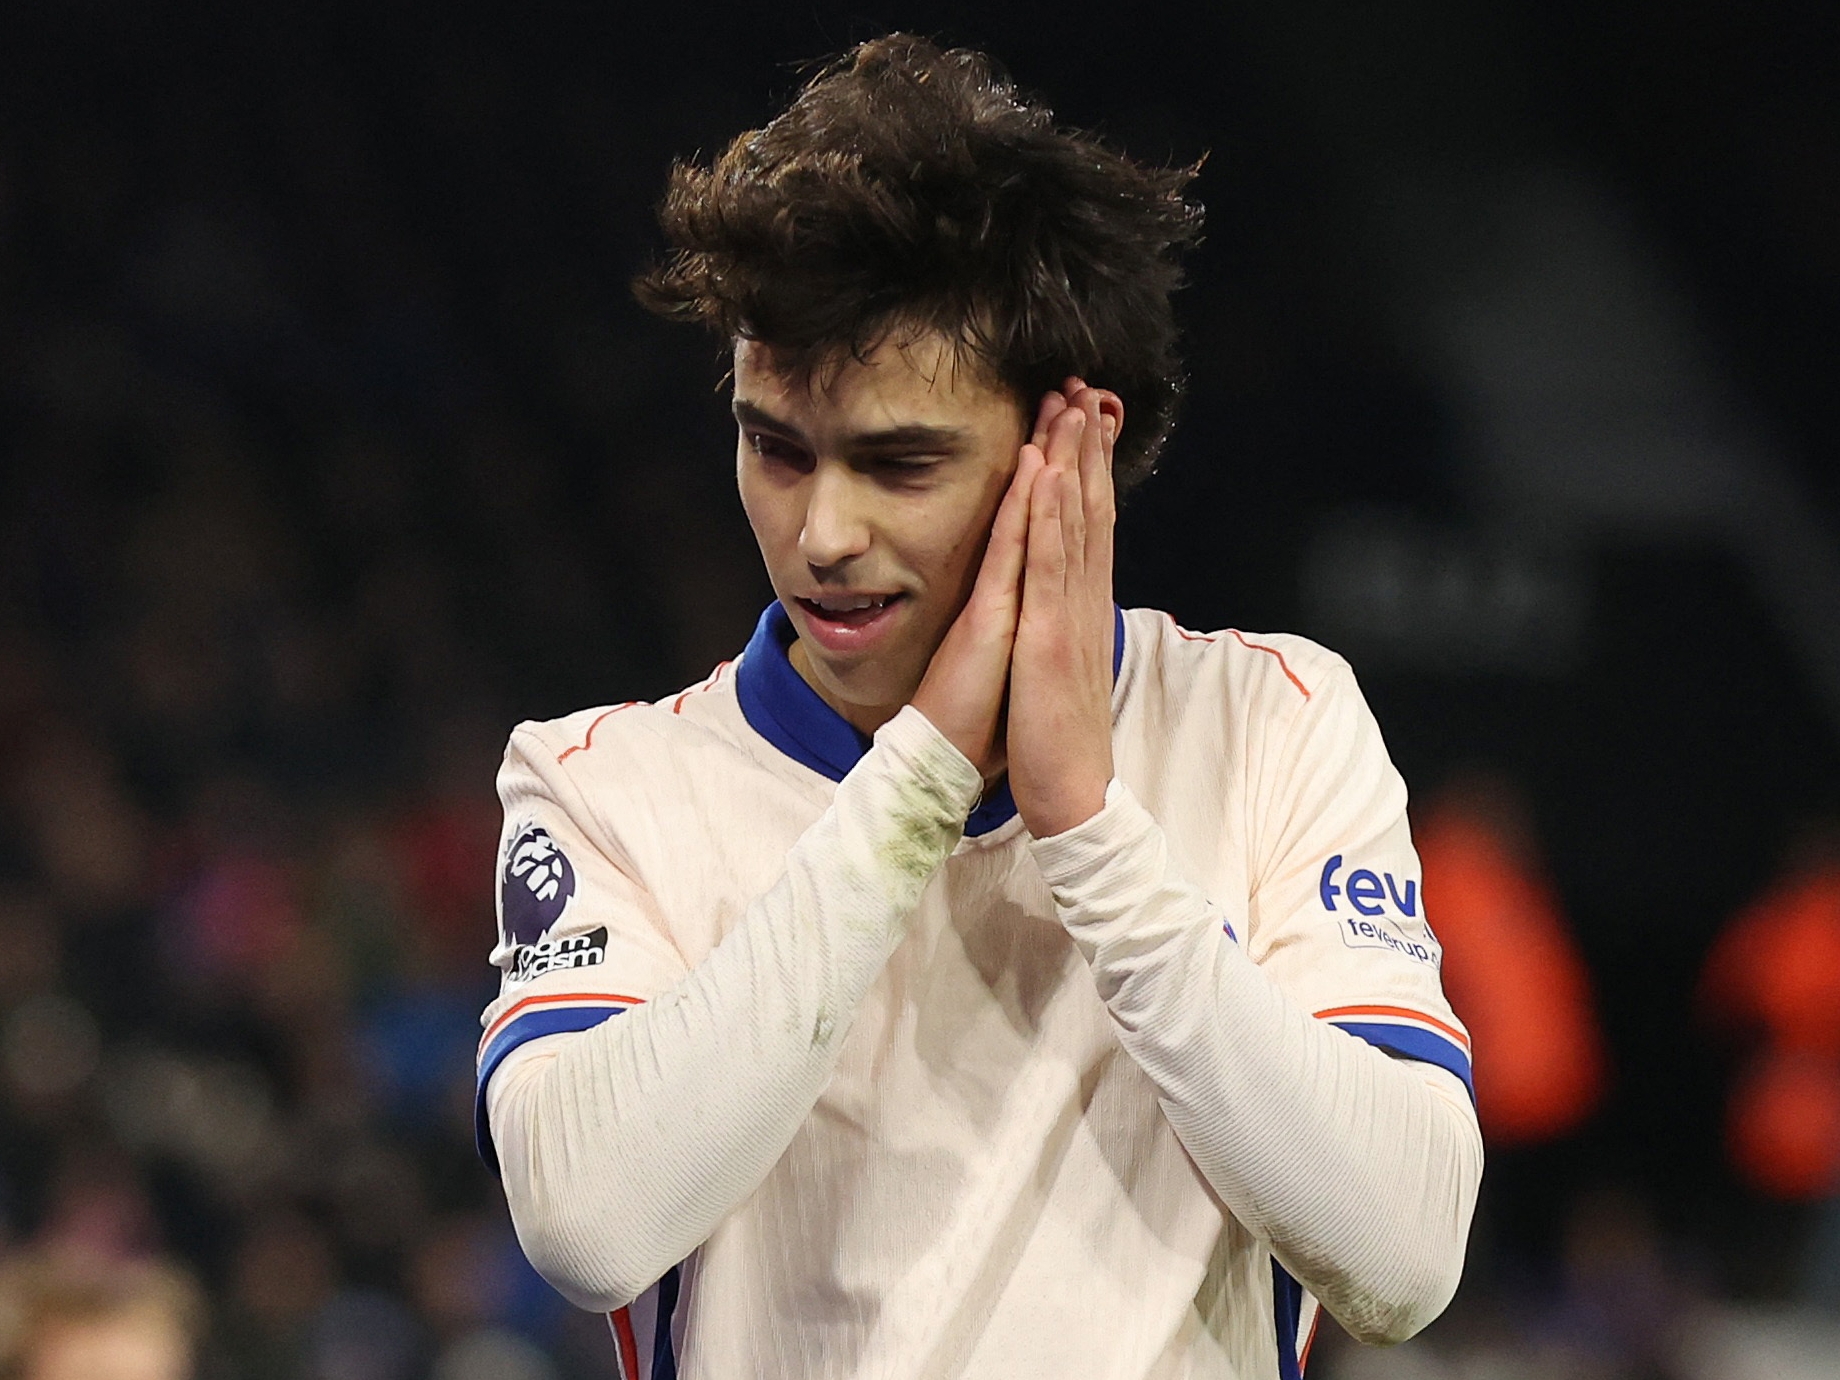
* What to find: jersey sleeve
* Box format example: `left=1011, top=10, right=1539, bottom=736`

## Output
left=1245, top=661, right=1473, bottom=1101
left=475, top=723, right=690, bottom=1170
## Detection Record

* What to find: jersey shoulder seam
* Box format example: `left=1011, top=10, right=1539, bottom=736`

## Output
left=518, top=660, right=743, bottom=769
left=1131, top=608, right=1349, bottom=701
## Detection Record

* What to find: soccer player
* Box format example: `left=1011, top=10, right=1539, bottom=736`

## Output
left=478, top=34, right=1481, bottom=1379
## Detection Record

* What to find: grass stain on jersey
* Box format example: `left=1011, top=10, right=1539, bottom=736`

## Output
left=878, top=774, right=963, bottom=886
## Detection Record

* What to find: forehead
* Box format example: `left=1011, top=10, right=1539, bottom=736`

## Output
left=732, top=334, right=1021, bottom=432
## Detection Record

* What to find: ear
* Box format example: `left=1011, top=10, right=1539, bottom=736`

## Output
left=1092, top=389, right=1124, bottom=446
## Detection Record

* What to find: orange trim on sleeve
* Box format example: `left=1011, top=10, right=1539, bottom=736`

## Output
left=1314, top=1004, right=1471, bottom=1052
left=671, top=658, right=733, bottom=714
left=1225, top=629, right=1312, bottom=699
left=557, top=703, right=641, bottom=761
left=482, top=990, right=649, bottom=1047
left=1299, top=1305, right=1321, bottom=1373
left=610, top=1307, right=641, bottom=1378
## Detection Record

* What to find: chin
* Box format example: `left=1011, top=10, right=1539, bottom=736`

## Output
left=827, top=666, right=909, bottom=714
left=810, top=657, right=916, bottom=719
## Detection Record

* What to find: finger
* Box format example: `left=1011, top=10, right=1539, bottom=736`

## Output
left=1059, top=404, right=1081, bottom=574
left=1090, top=421, right=1115, bottom=582
left=1075, top=386, right=1107, bottom=513
left=1051, top=408, right=1086, bottom=571
left=1094, top=388, right=1124, bottom=446
left=971, top=445, right=1043, bottom=608
left=1031, top=390, right=1070, bottom=448
left=1066, top=388, right=1118, bottom=568
left=1026, top=443, right=1068, bottom=600
left=1059, top=460, right=1084, bottom=584
left=1043, top=400, right=1085, bottom=477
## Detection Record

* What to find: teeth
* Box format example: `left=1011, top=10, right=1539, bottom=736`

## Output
left=812, top=594, right=891, bottom=613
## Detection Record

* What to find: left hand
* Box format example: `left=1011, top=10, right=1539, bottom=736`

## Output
left=1006, top=377, right=1122, bottom=838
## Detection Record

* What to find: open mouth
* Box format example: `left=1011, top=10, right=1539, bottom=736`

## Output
left=793, top=592, right=909, bottom=653
left=796, top=593, right=906, bottom=628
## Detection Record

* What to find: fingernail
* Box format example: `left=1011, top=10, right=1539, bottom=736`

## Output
left=1102, top=416, right=1117, bottom=441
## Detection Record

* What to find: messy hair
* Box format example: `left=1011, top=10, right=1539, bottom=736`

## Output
left=634, top=33, right=1204, bottom=493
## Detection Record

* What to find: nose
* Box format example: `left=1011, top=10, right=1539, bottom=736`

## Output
left=798, top=461, right=871, bottom=572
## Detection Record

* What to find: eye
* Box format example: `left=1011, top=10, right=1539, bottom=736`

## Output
left=868, top=455, right=941, bottom=481
left=745, top=431, right=811, bottom=470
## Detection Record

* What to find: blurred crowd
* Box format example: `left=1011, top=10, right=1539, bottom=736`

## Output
left=0, top=11, right=763, bottom=1377
left=1, top=6, right=1838, bottom=1380
left=0, top=254, right=619, bottom=1363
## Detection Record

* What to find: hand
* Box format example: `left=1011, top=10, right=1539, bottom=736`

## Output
left=910, top=426, right=1047, bottom=781
left=1007, top=378, right=1121, bottom=837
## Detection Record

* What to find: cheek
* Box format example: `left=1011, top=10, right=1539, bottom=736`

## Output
left=947, top=461, right=1015, bottom=567
left=916, top=488, right=1001, bottom=595
left=737, top=460, right=792, bottom=558
left=735, top=445, right=763, bottom=521
left=937, top=524, right=982, bottom=582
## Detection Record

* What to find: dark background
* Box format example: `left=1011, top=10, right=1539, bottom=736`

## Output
left=1, top=2, right=1836, bottom=1376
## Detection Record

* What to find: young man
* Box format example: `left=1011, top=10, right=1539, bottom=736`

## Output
left=477, top=34, right=1481, bottom=1379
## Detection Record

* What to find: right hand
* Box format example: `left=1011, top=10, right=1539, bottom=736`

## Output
left=909, top=397, right=1056, bottom=780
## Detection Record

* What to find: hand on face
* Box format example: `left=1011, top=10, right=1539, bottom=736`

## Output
left=1007, top=377, right=1119, bottom=836
left=912, top=378, right=1120, bottom=833
left=908, top=413, right=1044, bottom=780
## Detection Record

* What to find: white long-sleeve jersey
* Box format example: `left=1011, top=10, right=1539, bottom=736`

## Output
left=478, top=603, right=1482, bottom=1379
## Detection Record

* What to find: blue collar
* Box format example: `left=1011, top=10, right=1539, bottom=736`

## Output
left=736, top=601, right=1126, bottom=838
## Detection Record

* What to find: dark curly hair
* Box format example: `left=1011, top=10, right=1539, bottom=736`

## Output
left=634, top=33, right=1204, bottom=493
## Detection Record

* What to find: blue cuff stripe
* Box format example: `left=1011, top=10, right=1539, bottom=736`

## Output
left=1331, top=1021, right=1476, bottom=1104
left=474, top=1004, right=629, bottom=1173
left=652, top=1264, right=681, bottom=1379
left=1272, top=1258, right=1303, bottom=1380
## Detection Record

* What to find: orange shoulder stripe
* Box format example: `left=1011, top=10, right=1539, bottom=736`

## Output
left=1166, top=613, right=1219, bottom=643
left=1226, top=629, right=1312, bottom=699
left=672, top=658, right=734, bottom=715
left=1313, top=1004, right=1470, bottom=1052
left=482, top=989, right=648, bottom=1047
left=1161, top=613, right=1312, bottom=698
left=557, top=703, right=641, bottom=761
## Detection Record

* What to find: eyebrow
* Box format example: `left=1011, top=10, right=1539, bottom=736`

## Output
left=732, top=400, right=968, bottom=452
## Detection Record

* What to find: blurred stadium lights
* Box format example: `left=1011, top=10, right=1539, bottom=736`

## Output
left=1302, top=510, right=1586, bottom=675
left=1399, top=170, right=1840, bottom=735
left=1310, top=165, right=1840, bottom=732
left=1242, top=3, right=1840, bottom=739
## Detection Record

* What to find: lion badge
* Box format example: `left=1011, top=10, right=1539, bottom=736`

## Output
left=501, top=826, right=577, bottom=946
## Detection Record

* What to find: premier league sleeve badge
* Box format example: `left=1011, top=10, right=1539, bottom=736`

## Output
left=501, top=825, right=578, bottom=946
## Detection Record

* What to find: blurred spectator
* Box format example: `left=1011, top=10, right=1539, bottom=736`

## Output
left=1539, top=1190, right=1692, bottom=1377
left=1416, top=772, right=1608, bottom=1145
left=388, top=711, right=503, bottom=985
left=430, top=1331, right=557, bottom=1380
left=1699, top=822, right=1840, bottom=1199
left=7, top=724, right=149, bottom=918
left=300, top=1289, right=420, bottom=1380
left=1324, top=1187, right=1702, bottom=1380
left=0, top=1250, right=204, bottom=1380
left=217, top=1210, right=335, bottom=1378
left=30, top=1151, right=159, bottom=1266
